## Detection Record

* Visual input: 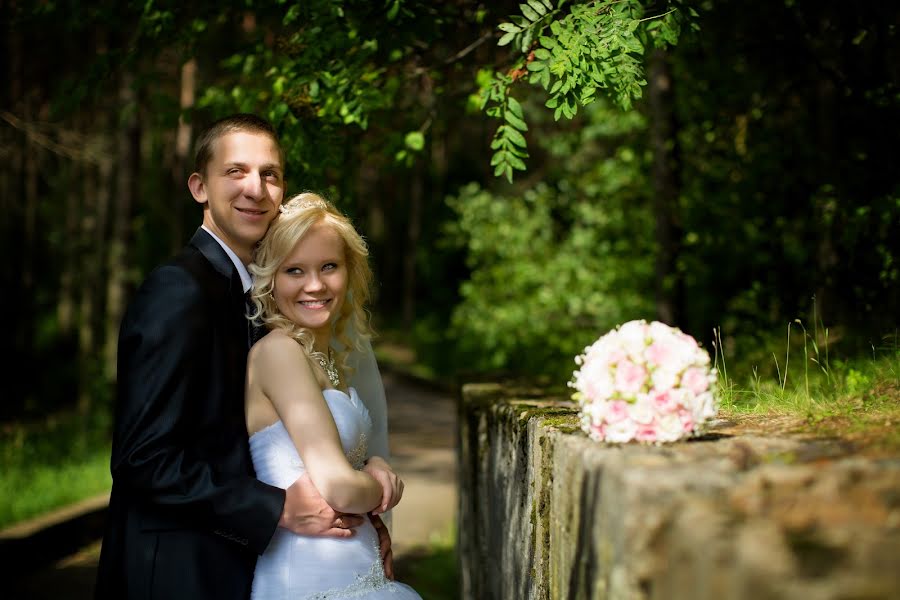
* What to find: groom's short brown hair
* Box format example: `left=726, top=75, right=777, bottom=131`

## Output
left=193, top=113, right=283, bottom=175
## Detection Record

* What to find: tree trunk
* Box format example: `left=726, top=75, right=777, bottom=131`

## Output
left=104, top=73, right=140, bottom=380
left=814, top=76, right=838, bottom=325
left=402, top=166, right=423, bottom=329
left=3, top=0, right=25, bottom=417
left=647, top=48, right=684, bottom=327
left=171, top=58, right=197, bottom=251
left=58, top=162, right=78, bottom=334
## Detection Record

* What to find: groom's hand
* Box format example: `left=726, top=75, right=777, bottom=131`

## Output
left=370, top=513, right=394, bottom=580
left=280, top=473, right=364, bottom=537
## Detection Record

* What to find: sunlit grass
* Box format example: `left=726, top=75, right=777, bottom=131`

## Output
left=0, top=410, right=112, bottom=529
left=713, top=323, right=900, bottom=453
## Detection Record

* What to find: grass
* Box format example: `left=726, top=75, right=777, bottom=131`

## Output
left=713, top=323, right=900, bottom=455
left=394, top=523, right=459, bottom=600
left=0, top=410, right=112, bottom=529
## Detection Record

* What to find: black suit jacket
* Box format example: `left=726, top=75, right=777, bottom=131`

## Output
left=94, top=229, right=285, bottom=600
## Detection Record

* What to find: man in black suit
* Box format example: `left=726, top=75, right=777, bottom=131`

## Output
left=94, top=114, right=379, bottom=599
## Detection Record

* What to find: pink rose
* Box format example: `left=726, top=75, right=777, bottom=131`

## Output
left=615, top=360, right=647, bottom=394
left=679, top=409, right=695, bottom=433
left=681, top=368, right=710, bottom=395
left=652, top=390, right=679, bottom=414
left=635, top=421, right=660, bottom=442
left=605, top=400, right=629, bottom=423
left=606, top=348, right=626, bottom=366
left=645, top=341, right=673, bottom=367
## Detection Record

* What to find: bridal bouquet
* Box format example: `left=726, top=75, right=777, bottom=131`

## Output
left=569, top=320, right=718, bottom=444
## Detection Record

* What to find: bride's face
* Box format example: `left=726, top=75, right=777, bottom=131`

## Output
left=273, top=222, right=348, bottom=344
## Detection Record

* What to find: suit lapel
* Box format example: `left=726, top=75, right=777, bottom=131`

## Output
left=190, top=228, right=245, bottom=300
left=189, top=228, right=266, bottom=348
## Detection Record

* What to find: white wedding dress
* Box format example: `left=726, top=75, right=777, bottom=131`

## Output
left=249, top=387, right=422, bottom=600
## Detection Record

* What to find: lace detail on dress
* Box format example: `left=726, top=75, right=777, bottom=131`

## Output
left=303, top=538, right=396, bottom=599
left=347, top=432, right=369, bottom=470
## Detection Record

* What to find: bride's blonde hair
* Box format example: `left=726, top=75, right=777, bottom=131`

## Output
left=248, top=192, right=373, bottom=375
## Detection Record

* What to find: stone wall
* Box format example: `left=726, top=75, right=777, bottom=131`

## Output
left=458, top=383, right=900, bottom=599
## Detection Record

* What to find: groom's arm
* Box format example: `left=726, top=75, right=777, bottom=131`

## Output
left=370, top=513, right=394, bottom=580
left=110, top=266, right=284, bottom=553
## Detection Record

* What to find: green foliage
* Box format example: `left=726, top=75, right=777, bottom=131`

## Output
left=480, top=0, right=691, bottom=179
left=444, top=96, right=656, bottom=378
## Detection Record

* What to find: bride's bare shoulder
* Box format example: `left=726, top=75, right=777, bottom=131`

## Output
left=249, top=329, right=302, bottom=362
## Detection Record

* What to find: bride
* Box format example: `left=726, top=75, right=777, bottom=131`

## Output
left=244, top=193, right=422, bottom=599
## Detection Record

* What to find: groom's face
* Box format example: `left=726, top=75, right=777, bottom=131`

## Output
left=190, top=130, right=285, bottom=260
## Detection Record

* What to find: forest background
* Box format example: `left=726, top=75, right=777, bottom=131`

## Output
left=1, top=0, right=898, bottom=526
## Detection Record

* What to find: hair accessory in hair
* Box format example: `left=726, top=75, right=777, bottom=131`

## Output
left=278, top=193, right=329, bottom=218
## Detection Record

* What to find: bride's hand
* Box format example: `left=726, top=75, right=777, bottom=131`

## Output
left=363, top=456, right=404, bottom=515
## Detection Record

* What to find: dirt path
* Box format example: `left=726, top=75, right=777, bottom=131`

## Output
left=7, top=370, right=458, bottom=599
left=381, top=371, right=458, bottom=556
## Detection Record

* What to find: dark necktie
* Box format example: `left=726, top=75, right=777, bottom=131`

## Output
left=245, top=291, right=266, bottom=348
left=244, top=291, right=255, bottom=349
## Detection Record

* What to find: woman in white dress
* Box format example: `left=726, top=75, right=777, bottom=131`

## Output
left=244, top=193, right=422, bottom=599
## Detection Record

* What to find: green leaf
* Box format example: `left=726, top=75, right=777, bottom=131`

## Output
left=545, top=96, right=558, bottom=108
left=498, top=31, right=516, bottom=46
left=273, top=76, right=286, bottom=96
left=494, top=159, right=506, bottom=177
left=505, top=164, right=513, bottom=183
left=507, top=153, right=527, bottom=170
left=505, top=110, right=528, bottom=131
left=540, top=68, right=550, bottom=88
left=506, top=144, right=529, bottom=158
left=490, top=151, right=504, bottom=166
left=404, top=131, right=425, bottom=151
left=283, top=5, right=301, bottom=25
left=498, top=22, right=521, bottom=33
left=507, top=95, right=524, bottom=118
left=520, top=28, right=534, bottom=53
left=539, top=36, right=556, bottom=49
left=526, top=60, right=546, bottom=71
left=387, top=0, right=400, bottom=21
left=534, top=48, right=551, bottom=60
left=520, top=4, right=540, bottom=21
left=505, top=127, right=527, bottom=148
left=527, top=0, right=547, bottom=16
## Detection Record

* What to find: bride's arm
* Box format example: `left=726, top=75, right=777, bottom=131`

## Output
left=363, top=456, right=404, bottom=515
left=251, top=333, right=383, bottom=515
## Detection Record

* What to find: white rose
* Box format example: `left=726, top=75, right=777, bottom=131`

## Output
left=651, top=366, right=678, bottom=392
left=629, top=397, right=656, bottom=425
left=603, top=418, right=638, bottom=443
left=657, top=413, right=685, bottom=442
left=618, top=320, right=649, bottom=359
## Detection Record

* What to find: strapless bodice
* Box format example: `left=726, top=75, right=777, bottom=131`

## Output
left=248, top=387, right=422, bottom=599
left=249, top=387, right=372, bottom=489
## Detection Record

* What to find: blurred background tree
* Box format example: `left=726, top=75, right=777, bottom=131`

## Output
left=2, top=0, right=898, bottom=422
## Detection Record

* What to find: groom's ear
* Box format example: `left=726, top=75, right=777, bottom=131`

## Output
left=188, top=172, right=208, bottom=205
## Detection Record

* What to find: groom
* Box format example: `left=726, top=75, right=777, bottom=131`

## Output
left=94, top=114, right=393, bottom=599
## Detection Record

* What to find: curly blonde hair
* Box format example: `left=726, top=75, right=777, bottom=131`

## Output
left=248, top=192, right=373, bottom=376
